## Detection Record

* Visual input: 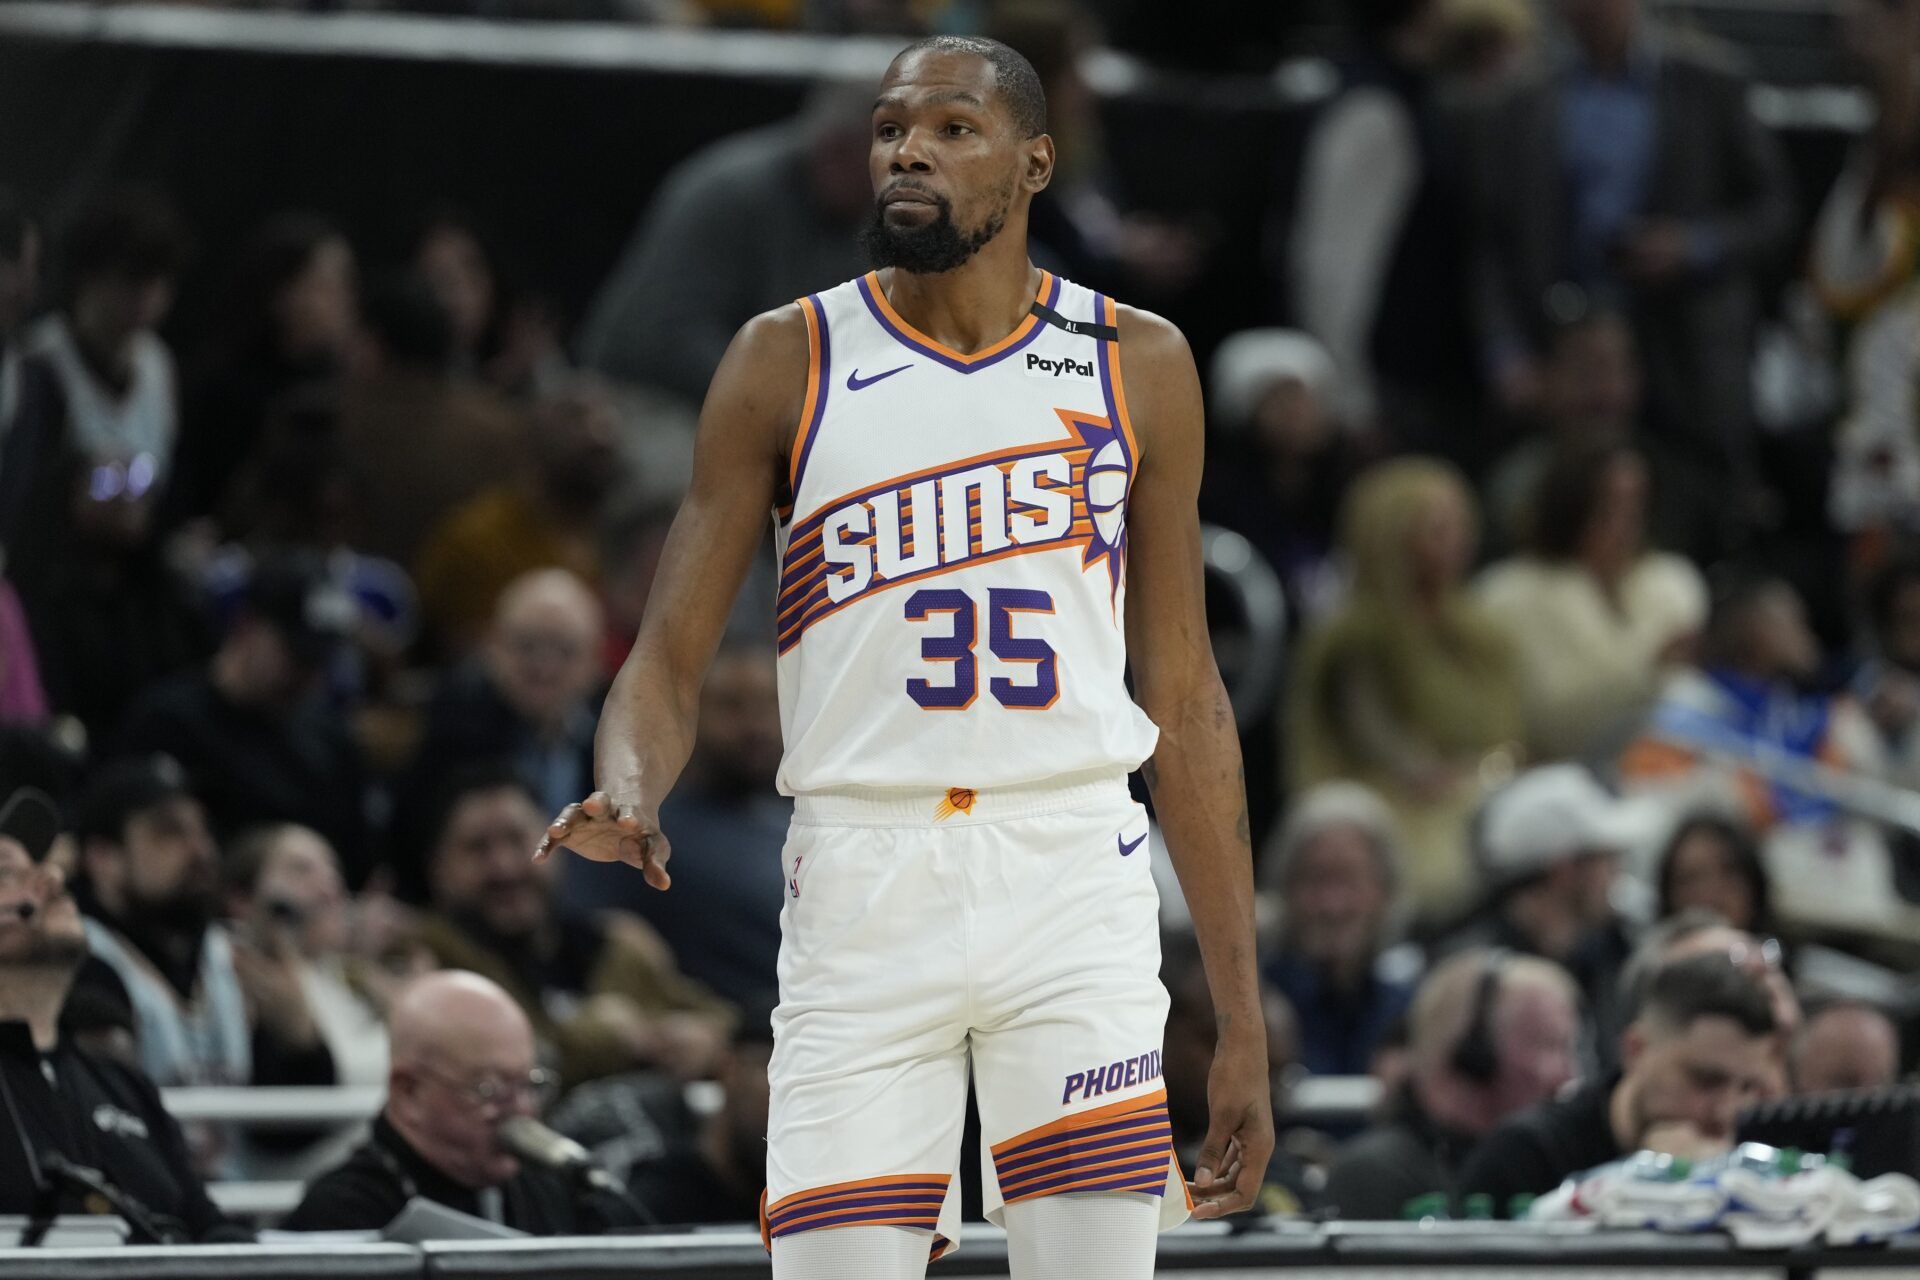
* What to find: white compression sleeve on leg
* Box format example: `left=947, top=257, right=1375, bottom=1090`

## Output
left=771, top=1225, right=933, bottom=1280
left=1002, top=1191, right=1161, bottom=1280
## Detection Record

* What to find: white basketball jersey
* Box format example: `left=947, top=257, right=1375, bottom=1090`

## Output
left=771, top=269, right=1161, bottom=795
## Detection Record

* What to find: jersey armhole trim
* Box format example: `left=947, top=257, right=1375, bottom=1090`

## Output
left=1093, top=293, right=1140, bottom=467
left=787, top=293, right=831, bottom=507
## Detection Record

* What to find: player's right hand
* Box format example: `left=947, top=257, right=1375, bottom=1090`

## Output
left=533, top=790, right=672, bottom=890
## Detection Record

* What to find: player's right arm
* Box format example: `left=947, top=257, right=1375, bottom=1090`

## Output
left=533, top=304, right=808, bottom=886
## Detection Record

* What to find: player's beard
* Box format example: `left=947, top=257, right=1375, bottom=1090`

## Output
left=861, top=182, right=1010, bottom=275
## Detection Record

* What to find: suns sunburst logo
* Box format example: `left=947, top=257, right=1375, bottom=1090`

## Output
left=775, top=409, right=1135, bottom=654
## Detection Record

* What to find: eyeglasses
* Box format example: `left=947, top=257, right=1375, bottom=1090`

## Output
left=415, top=1065, right=559, bottom=1112
left=1727, top=936, right=1784, bottom=974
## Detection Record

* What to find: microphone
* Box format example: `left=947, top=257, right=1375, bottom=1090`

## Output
left=37, top=1151, right=183, bottom=1244
left=495, top=1115, right=624, bottom=1194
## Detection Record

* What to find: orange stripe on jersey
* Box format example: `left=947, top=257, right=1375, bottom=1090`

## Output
left=990, top=1089, right=1170, bottom=1158
left=787, top=295, right=827, bottom=499
left=990, top=1089, right=1175, bottom=1207
left=761, top=1172, right=951, bottom=1246
left=776, top=531, right=1098, bottom=651
left=782, top=435, right=1093, bottom=554
left=862, top=269, right=1052, bottom=366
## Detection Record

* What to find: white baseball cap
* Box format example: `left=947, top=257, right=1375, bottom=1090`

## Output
left=1478, top=764, right=1631, bottom=886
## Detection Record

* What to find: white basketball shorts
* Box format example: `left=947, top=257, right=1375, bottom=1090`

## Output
left=758, top=771, right=1191, bottom=1259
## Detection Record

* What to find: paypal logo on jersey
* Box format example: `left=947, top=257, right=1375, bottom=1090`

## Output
left=1024, top=352, right=1096, bottom=381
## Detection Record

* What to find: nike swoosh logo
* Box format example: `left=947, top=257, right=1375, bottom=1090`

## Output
left=846, top=364, right=912, bottom=391
left=1118, top=831, right=1146, bottom=857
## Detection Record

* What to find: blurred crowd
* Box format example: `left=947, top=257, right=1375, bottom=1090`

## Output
left=1, top=0, right=1919, bottom=1243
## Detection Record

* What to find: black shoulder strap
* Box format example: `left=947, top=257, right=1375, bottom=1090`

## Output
left=1029, top=299, right=1118, bottom=343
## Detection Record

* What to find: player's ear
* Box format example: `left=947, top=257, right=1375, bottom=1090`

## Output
left=1023, top=133, right=1055, bottom=194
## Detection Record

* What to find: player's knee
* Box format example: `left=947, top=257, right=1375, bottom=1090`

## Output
left=771, top=1223, right=936, bottom=1280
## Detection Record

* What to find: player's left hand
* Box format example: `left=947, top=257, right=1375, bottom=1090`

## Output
left=1186, top=1033, right=1274, bottom=1219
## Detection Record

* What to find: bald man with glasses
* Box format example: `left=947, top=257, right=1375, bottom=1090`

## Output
left=283, top=970, right=644, bottom=1235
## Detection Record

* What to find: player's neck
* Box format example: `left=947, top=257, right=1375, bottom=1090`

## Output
left=879, top=242, right=1042, bottom=356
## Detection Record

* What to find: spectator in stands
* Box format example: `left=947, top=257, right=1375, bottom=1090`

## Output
left=1257, top=782, right=1415, bottom=1077
left=1622, top=574, right=1884, bottom=832
left=414, top=378, right=625, bottom=656
left=413, top=764, right=730, bottom=1087
left=225, top=823, right=413, bottom=1090
left=66, top=756, right=335, bottom=1092
left=408, top=569, right=604, bottom=829
left=1852, top=553, right=1920, bottom=791
left=1791, top=1001, right=1902, bottom=1094
left=1608, top=910, right=1798, bottom=1086
left=1476, top=439, right=1707, bottom=761
left=1457, top=953, right=1776, bottom=1216
left=411, top=207, right=567, bottom=399
left=5, top=189, right=207, bottom=734
left=1162, top=932, right=1319, bottom=1216
left=1199, top=329, right=1355, bottom=625
left=1444, top=765, right=1633, bottom=1013
left=560, top=640, right=786, bottom=1011
left=988, top=2, right=1205, bottom=301
left=0, top=785, right=250, bottom=1242
left=626, top=1013, right=772, bottom=1224
left=1288, top=458, right=1523, bottom=926
left=1654, top=814, right=1773, bottom=937
left=168, top=211, right=357, bottom=531
left=283, top=970, right=645, bottom=1234
left=1282, top=0, right=1483, bottom=461
left=338, top=274, right=527, bottom=566
left=1812, top=0, right=1920, bottom=545
left=114, top=552, right=376, bottom=885
left=1468, top=0, right=1793, bottom=556
left=1481, top=309, right=1641, bottom=552
left=578, top=78, right=872, bottom=403
left=207, top=395, right=420, bottom=702
left=1323, top=948, right=1581, bottom=1220
left=20, top=187, right=185, bottom=505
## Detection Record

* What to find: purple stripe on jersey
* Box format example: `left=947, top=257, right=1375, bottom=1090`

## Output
left=996, top=1127, right=1175, bottom=1180
left=1092, top=291, right=1124, bottom=436
left=857, top=273, right=1060, bottom=374
left=790, top=294, right=832, bottom=501
left=766, top=1185, right=948, bottom=1225
left=768, top=1204, right=944, bottom=1236
left=999, top=1153, right=1172, bottom=1199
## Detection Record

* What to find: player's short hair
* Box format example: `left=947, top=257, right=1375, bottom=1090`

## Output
left=893, top=35, right=1048, bottom=139
left=1637, top=952, right=1774, bottom=1040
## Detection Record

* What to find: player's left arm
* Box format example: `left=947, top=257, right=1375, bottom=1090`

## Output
left=1117, top=305, right=1273, bottom=1218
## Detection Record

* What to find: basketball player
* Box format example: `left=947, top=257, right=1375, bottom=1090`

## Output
left=537, top=36, right=1272, bottom=1278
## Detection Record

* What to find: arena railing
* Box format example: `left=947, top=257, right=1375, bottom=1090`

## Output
left=0, top=1225, right=1916, bottom=1279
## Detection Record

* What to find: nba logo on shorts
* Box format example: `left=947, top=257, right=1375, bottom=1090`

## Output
left=789, top=854, right=804, bottom=899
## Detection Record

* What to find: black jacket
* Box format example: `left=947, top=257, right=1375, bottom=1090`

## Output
left=281, top=1112, right=644, bottom=1235
left=1324, top=1085, right=1481, bottom=1220
left=0, top=1020, right=249, bottom=1242
left=1455, top=1074, right=1624, bottom=1217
